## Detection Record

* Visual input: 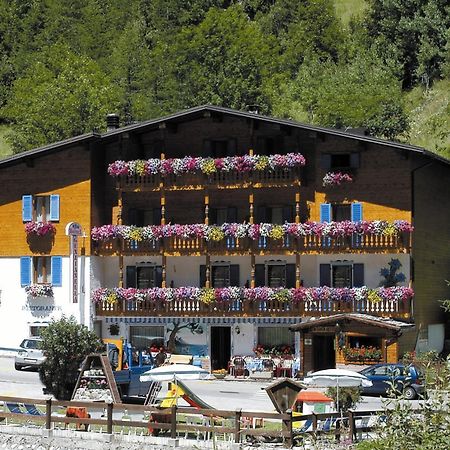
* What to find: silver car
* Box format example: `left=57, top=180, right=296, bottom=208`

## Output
left=14, top=337, right=45, bottom=370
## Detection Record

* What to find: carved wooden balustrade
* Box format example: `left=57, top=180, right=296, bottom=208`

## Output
left=93, top=232, right=411, bottom=256
left=118, top=168, right=300, bottom=191
left=95, top=296, right=411, bottom=319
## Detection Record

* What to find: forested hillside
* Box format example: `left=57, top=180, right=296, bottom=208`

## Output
left=0, top=0, right=448, bottom=158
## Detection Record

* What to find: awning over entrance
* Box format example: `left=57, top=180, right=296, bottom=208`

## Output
left=289, top=313, right=414, bottom=334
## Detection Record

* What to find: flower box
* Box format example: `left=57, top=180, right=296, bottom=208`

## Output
left=322, top=172, right=353, bottom=187
left=25, top=222, right=56, bottom=237
left=25, top=284, right=53, bottom=298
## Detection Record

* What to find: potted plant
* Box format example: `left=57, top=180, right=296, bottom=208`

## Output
left=212, top=369, right=228, bottom=379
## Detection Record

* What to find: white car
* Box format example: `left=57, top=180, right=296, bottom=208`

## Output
left=14, top=337, right=45, bottom=370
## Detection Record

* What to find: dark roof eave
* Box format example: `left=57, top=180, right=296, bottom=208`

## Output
left=0, top=132, right=100, bottom=168
left=102, top=105, right=449, bottom=164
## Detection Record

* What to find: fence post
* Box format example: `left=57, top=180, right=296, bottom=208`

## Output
left=348, top=409, right=355, bottom=442
left=170, top=405, right=177, bottom=438
left=107, top=402, right=113, bottom=435
left=282, top=409, right=293, bottom=448
left=45, top=398, right=52, bottom=430
left=234, top=409, right=241, bottom=443
left=312, top=412, right=318, bottom=432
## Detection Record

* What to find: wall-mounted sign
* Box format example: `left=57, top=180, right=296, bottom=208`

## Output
left=65, top=222, right=83, bottom=236
left=304, top=338, right=312, bottom=346
left=66, top=222, right=83, bottom=303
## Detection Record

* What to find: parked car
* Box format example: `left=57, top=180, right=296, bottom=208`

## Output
left=359, top=363, right=424, bottom=400
left=14, top=337, right=45, bottom=370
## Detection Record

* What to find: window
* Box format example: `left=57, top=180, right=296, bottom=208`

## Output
left=209, top=206, right=237, bottom=225
left=204, top=138, right=237, bottom=157
left=126, top=265, right=162, bottom=288
left=211, top=265, right=230, bottom=288
left=200, top=264, right=239, bottom=287
left=256, top=205, right=293, bottom=223
left=320, top=203, right=363, bottom=223
left=211, top=140, right=228, bottom=158
left=34, top=196, right=50, bottom=222
left=332, top=204, right=351, bottom=221
left=267, top=264, right=286, bottom=288
left=34, top=256, right=52, bottom=284
left=258, top=327, right=294, bottom=347
left=128, top=208, right=161, bottom=226
left=320, top=153, right=360, bottom=170
left=319, top=262, right=364, bottom=287
left=22, top=194, right=60, bottom=222
left=255, top=263, right=296, bottom=288
left=348, top=336, right=381, bottom=349
left=20, top=256, right=62, bottom=287
left=130, top=326, right=165, bottom=351
left=332, top=264, right=352, bottom=288
left=331, top=154, right=350, bottom=169
left=29, top=325, right=47, bottom=337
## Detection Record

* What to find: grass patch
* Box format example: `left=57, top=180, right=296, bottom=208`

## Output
left=404, top=79, right=450, bottom=159
left=0, top=124, right=12, bottom=159
left=334, top=0, right=368, bottom=26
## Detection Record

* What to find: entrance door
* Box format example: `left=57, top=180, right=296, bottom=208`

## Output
left=313, top=335, right=335, bottom=371
left=210, top=326, right=231, bottom=370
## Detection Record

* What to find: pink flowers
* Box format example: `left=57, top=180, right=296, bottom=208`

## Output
left=107, top=153, right=306, bottom=177
left=91, top=220, right=413, bottom=242
left=25, top=222, right=56, bottom=237
left=92, top=286, right=414, bottom=305
left=322, top=172, right=353, bottom=187
left=25, top=284, right=53, bottom=297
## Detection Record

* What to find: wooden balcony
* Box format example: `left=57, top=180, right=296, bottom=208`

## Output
left=93, top=232, right=411, bottom=256
left=94, top=296, right=412, bottom=320
left=118, top=167, right=301, bottom=192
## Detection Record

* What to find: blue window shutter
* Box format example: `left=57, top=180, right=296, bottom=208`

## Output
left=49, top=194, right=60, bottom=221
left=51, top=256, right=62, bottom=287
left=320, top=203, right=331, bottom=222
left=351, top=202, right=363, bottom=222
left=22, top=195, right=33, bottom=222
left=20, top=257, right=32, bottom=287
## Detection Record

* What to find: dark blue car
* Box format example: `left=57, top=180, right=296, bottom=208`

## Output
left=359, top=363, right=424, bottom=400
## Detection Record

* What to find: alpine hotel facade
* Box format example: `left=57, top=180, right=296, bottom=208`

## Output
left=0, top=106, right=449, bottom=374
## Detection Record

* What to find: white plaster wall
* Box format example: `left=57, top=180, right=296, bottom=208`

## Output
left=94, top=253, right=409, bottom=289
left=301, top=253, right=410, bottom=288
left=0, top=256, right=92, bottom=349
left=232, top=323, right=255, bottom=356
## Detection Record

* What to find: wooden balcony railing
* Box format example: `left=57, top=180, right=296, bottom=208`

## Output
left=93, top=232, right=411, bottom=256
left=94, top=296, right=411, bottom=319
left=119, top=168, right=300, bottom=191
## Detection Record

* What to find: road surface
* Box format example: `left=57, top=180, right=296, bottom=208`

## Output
left=0, top=356, right=419, bottom=413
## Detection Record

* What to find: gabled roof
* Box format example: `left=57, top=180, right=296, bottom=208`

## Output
left=0, top=132, right=99, bottom=169
left=289, top=313, right=415, bottom=332
left=1, top=105, right=448, bottom=168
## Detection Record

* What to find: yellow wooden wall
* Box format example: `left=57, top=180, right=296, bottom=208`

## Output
left=0, top=146, right=91, bottom=257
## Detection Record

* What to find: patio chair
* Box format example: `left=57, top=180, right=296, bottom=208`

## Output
left=231, top=356, right=246, bottom=377
left=24, top=404, right=44, bottom=416
left=6, top=403, right=23, bottom=414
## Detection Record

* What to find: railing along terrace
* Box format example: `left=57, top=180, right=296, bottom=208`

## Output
left=107, top=153, right=306, bottom=191
left=93, top=286, right=413, bottom=319
left=2, top=395, right=397, bottom=445
left=91, top=221, right=413, bottom=256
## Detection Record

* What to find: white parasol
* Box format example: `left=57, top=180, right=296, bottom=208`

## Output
left=139, top=364, right=211, bottom=382
left=302, top=368, right=372, bottom=411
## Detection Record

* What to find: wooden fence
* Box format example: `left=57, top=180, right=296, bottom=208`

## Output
left=0, top=395, right=386, bottom=447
